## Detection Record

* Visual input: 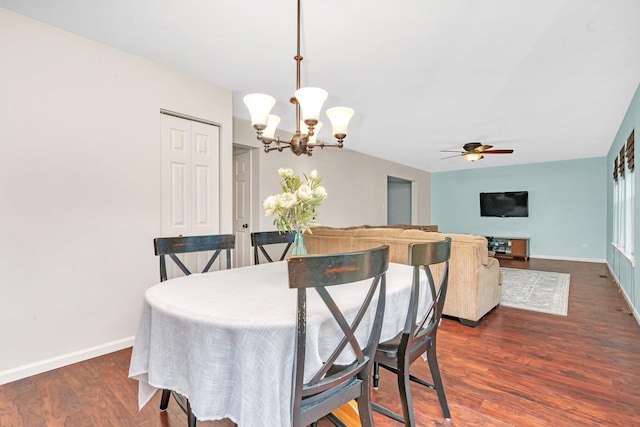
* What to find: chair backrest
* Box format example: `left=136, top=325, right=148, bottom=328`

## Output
left=154, top=234, right=236, bottom=281
left=403, top=238, right=451, bottom=361
left=287, top=245, right=390, bottom=427
left=251, top=231, right=295, bottom=264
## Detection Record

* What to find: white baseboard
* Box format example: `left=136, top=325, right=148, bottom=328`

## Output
left=530, top=254, right=606, bottom=263
left=0, top=336, right=135, bottom=385
left=607, top=264, right=640, bottom=326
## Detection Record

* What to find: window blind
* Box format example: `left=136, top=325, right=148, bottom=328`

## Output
left=627, top=129, right=635, bottom=172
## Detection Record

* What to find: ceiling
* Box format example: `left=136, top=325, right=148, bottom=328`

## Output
left=2, top=0, right=639, bottom=172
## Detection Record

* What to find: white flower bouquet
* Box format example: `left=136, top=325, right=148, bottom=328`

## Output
left=263, top=168, right=327, bottom=234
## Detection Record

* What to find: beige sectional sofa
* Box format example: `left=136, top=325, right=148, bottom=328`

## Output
left=304, top=226, right=501, bottom=326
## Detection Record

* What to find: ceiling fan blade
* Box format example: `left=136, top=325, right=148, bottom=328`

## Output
left=440, top=150, right=465, bottom=153
left=484, top=149, right=514, bottom=154
left=440, top=153, right=464, bottom=160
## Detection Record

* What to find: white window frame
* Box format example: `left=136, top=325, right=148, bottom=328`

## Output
left=624, top=169, right=634, bottom=255
left=612, top=147, right=634, bottom=263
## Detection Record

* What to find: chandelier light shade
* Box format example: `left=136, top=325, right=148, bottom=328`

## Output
left=263, top=115, right=281, bottom=139
left=243, top=93, right=276, bottom=130
left=325, top=107, right=355, bottom=139
left=243, top=0, right=354, bottom=156
left=294, top=87, right=328, bottom=126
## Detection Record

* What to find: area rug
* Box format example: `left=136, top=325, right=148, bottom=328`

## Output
left=500, top=268, right=570, bottom=316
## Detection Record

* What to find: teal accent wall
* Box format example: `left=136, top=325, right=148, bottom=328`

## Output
left=607, top=82, right=640, bottom=318
left=432, top=157, right=607, bottom=260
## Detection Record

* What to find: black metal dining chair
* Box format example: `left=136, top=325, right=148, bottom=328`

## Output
left=154, top=234, right=235, bottom=281
left=153, top=233, right=236, bottom=427
left=372, top=238, right=452, bottom=426
left=288, top=245, right=390, bottom=427
left=251, top=230, right=295, bottom=264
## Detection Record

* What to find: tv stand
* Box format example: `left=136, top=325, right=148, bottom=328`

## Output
left=486, top=236, right=529, bottom=260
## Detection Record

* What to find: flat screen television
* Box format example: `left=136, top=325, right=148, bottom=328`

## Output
left=480, top=191, right=529, bottom=217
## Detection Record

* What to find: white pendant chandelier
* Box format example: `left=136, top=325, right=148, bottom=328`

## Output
left=243, top=0, right=354, bottom=156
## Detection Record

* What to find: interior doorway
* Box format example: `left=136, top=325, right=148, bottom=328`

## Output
left=233, top=147, right=254, bottom=267
left=387, top=176, right=413, bottom=225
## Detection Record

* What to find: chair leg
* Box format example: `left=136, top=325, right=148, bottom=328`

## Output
left=356, top=370, right=376, bottom=427
left=425, top=342, right=451, bottom=420
left=159, top=389, right=171, bottom=410
left=372, top=363, right=405, bottom=423
left=373, top=362, right=380, bottom=389
left=356, top=397, right=374, bottom=427
left=169, top=390, right=198, bottom=427
left=187, top=398, right=197, bottom=427
left=397, top=358, right=416, bottom=427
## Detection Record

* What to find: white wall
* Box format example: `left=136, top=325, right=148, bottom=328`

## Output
left=233, top=117, right=432, bottom=232
left=0, top=9, right=233, bottom=383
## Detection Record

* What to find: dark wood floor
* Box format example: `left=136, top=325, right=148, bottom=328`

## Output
left=2, top=258, right=640, bottom=426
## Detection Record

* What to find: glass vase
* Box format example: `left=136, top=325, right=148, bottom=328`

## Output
left=293, top=230, right=307, bottom=255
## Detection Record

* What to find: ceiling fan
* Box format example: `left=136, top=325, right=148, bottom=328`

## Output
left=441, top=142, right=514, bottom=162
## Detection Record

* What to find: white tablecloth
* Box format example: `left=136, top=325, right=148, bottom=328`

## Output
left=128, top=261, right=427, bottom=426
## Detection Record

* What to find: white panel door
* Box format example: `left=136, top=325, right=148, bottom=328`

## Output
left=161, top=117, right=191, bottom=237
left=233, top=150, right=252, bottom=267
left=161, top=114, right=220, bottom=278
left=191, top=121, right=220, bottom=235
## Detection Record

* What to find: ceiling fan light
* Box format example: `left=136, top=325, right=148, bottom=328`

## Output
left=295, top=87, right=328, bottom=125
left=262, top=114, right=281, bottom=139
left=464, top=153, right=483, bottom=162
left=326, top=106, right=354, bottom=137
left=243, top=93, right=276, bottom=130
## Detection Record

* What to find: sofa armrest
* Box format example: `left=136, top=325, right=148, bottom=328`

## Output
left=475, top=256, right=502, bottom=317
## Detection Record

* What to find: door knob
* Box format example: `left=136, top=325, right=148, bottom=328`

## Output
left=242, top=224, right=248, bottom=228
